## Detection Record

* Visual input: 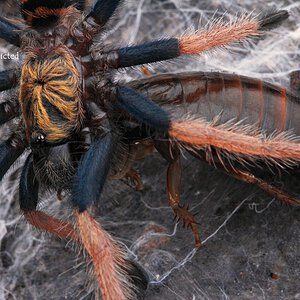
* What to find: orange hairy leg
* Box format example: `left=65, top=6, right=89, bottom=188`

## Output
left=179, top=15, right=260, bottom=54
left=170, top=121, right=300, bottom=205
left=76, top=211, right=132, bottom=300
left=19, top=154, right=78, bottom=241
left=178, top=11, right=288, bottom=54
left=24, top=210, right=79, bottom=240
left=91, top=11, right=289, bottom=71
left=170, top=120, right=300, bottom=161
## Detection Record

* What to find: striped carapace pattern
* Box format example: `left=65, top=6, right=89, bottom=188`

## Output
left=19, top=46, right=82, bottom=144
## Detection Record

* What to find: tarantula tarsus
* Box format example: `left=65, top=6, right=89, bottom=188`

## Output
left=0, top=0, right=293, bottom=299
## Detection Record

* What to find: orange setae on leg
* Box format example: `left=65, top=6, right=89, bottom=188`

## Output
left=24, top=210, right=78, bottom=240
left=75, top=210, right=134, bottom=300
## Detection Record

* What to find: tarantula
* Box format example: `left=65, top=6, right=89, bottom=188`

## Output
left=0, top=0, right=295, bottom=299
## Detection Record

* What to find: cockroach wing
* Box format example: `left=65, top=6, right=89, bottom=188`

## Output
left=129, top=72, right=300, bottom=167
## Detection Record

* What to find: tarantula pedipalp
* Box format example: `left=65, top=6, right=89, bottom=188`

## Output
left=0, top=0, right=298, bottom=299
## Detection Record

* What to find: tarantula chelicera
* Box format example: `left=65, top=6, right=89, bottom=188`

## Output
left=0, top=0, right=298, bottom=299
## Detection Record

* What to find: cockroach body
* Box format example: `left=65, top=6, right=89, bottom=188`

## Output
left=130, top=72, right=300, bottom=136
left=124, top=71, right=300, bottom=236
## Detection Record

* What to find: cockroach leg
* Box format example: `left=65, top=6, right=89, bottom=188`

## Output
left=122, top=140, right=155, bottom=190
left=134, top=140, right=155, bottom=160
left=154, top=141, right=202, bottom=248
left=194, top=151, right=300, bottom=206
left=228, top=168, right=300, bottom=206
left=167, top=157, right=202, bottom=248
left=125, top=168, right=144, bottom=191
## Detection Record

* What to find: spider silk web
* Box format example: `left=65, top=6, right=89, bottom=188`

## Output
left=0, top=0, right=300, bottom=299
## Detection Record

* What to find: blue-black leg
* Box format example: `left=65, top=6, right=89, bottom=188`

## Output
left=258, top=10, right=289, bottom=30
left=0, top=69, right=21, bottom=125
left=69, top=0, right=122, bottom=55
left=88, top=0, right=122, bottom=27
left=0, top=17, right=21, bottom=47
left=0, top=69, right=19, bottom=92
left=93, top=38, right=180, bottom=70
left=72, top=133, right=116, bottom=211
left=0, top=140, right=24, bottom=182
left=92, top=10, right=288, bottom=70
left=0, top=101, right=18, bottom=125
left=72, top=133, right=149, bottom=299
left=115, top=86, right=171, bottom=131
left=19, top=154, right=39, bottom=210
left=126, top=260, right=149, bottom=300
left=73, top=0, right=86, bottom=11
left=117, top=39, right=180, bottom=68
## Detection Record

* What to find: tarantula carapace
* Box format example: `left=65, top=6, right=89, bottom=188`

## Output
left=0, top=0, right=296, bottom=299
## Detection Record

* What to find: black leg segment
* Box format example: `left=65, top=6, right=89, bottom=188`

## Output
left=0, top=17, right=21, bottom=47
left=91, top=10, right=288, bottom=70
left=73, top=0, right=86, bottom=11
left=126, top=260, right=149, bottom=299
left=72, top=134, right=116, bottom=211
left=116, top=86, right=171, bottom=131
left=258, top=10, right=289, bottom=30
left=0, top=69, right=19, bottom=92
left=0, top=141, right=24, bottom=181
left=93, top=38, right=180, bottom=69
left=19, top=153, right=78, bottom=240
left=117, top=39, right=180, bottom=68
left=89, top=0, right=122, bottom=27
left=19, top=153, right=39, bottom=211
left=0, top=101, right=18, bottom=125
